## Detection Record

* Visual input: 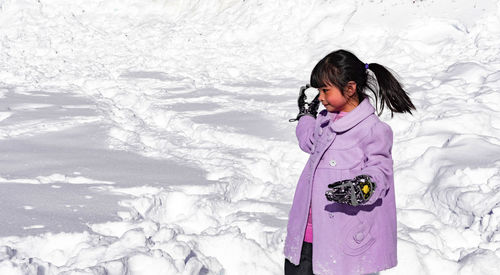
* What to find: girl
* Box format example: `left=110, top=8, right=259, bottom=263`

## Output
left=284, top=49, right=415, bottom=275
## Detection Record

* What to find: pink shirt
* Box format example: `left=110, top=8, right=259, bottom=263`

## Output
left=304, top=111, right=347, bottom=243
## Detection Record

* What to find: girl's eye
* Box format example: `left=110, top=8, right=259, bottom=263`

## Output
left=322, top=89, right=328, bottom=93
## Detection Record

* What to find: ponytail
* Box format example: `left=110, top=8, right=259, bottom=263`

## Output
left=367, top=63, right=415, bottom=116
left=310, top=49, right=416, bottom=117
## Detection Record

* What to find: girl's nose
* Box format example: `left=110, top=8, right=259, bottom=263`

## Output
left=318, top=90, right=325, bottom=101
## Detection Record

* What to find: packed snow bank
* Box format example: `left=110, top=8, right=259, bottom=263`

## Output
left=1, top=0, right=500, bottom=274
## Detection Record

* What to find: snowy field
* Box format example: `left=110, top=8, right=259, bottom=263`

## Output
left=1, top=0, right=500, bottom=274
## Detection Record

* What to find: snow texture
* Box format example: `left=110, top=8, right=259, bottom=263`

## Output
left=0, top=0, right=500, bottom=274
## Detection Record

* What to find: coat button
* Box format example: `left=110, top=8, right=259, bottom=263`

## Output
left=354, top=232, right=365, bottom=243
left=329, top=160, right=337, bottom=167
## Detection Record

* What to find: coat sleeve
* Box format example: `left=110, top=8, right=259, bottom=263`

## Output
left=295, top=115, right=317, bottom=154
left=359, top=121, right=394, bottom=205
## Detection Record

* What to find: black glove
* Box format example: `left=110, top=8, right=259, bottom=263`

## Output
left=325, top=175, right=376, bottom=206
left=289, top=84, right=320, bottom=122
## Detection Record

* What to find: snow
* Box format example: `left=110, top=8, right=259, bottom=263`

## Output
left=0, top=0, right=500, bottom=274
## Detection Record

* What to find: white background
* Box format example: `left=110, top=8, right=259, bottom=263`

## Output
left=1, top=0, right=499, bottom=274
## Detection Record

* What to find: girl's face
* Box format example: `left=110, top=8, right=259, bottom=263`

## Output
left=318, top=85, right=349, bottom=112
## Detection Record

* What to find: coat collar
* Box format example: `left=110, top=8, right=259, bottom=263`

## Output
left=325, top=98, right=375, bottom=133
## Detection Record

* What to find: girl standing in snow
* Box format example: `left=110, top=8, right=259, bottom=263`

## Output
left=284, top=49, right=415, bottom=275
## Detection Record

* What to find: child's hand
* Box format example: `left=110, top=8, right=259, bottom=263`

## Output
left=289, top=85, right=320, bottom=122
left=325, top=175, right=376, bottom=206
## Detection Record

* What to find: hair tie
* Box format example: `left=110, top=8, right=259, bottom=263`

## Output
left=365, top=63, right=369, bottom=70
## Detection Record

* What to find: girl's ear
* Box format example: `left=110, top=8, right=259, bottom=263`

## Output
left=345, top=81, right=357, bottom=97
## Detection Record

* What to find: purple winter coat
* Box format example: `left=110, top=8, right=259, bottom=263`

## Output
left=284, top=99, right=397, bottom=275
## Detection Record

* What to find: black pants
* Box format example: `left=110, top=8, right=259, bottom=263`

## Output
left=284, top=242, right=314, bottom=275
left=285, top=242, right=381, bottom=275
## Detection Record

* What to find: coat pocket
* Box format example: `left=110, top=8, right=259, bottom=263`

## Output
left=341, top=216, right=376, bottom=256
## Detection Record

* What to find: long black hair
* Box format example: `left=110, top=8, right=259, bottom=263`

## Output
left=310, top=49, right=415, bottom=116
